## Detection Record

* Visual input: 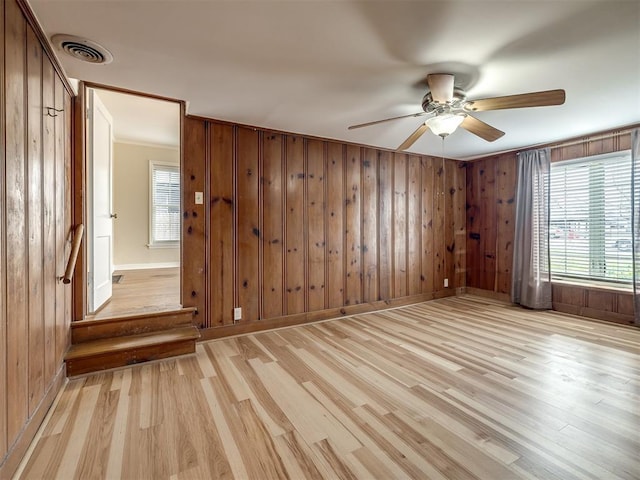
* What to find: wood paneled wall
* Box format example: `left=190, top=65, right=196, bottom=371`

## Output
left=466, top=130, right=634, bottom=324
left=466, top=153, right=516, bottom=295
left=182, top=118, right=466, bottom=335
left=0, top=0, right=74, bottom=476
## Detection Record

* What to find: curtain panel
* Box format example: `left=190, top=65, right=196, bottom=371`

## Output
left=512, top=147, right=552, bottom=309
left=632, top=129, right=640, bottom=326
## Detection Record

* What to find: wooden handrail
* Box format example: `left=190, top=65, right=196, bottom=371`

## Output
left=63, top=224, right=84, bottom=285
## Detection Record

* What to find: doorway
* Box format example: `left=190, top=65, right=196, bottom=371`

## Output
left=85, top=86, right=182, bottom=318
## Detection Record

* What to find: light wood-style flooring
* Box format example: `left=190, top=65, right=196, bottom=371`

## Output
left=88, top=268, right=181, bottom=319
left=17, top=296, right=640, bottom=479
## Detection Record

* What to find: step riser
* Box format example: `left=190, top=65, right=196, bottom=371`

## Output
left=72, top=311, right=195, bottom=343
left=66, top=340, right=196, bottom=376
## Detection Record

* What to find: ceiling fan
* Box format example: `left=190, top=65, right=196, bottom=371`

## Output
left=348, top=74, right=566, bottom=151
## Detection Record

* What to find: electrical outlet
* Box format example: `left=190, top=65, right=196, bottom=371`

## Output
left=195, top=191, right=204, bottom=204
left=233, top=307, right=242, bottom=322
left=444, top=278, right=449, bottom=288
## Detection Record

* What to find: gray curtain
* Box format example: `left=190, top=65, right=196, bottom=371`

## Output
left=512, top=147, right=552, bottom=309
left=632, top=129, right=640, bottom=326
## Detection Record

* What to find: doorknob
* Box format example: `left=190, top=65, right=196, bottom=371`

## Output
left=110, top=213, right=118, bottom=219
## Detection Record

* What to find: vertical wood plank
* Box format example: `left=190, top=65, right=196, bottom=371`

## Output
left=361, top=148, right=378, bottom=303
left=443, top=159, right=456, bottom=289
left=285, top=135, right=305, bottom=314
left=261, top=133, right=284, bottom=319
left=407, top=155, right=421, bottom=296
left=72, top=83, right=86, bottom=322
left=182, top=117, right=207, bottom=326
left=393, top=153, right=407, bottom=298
left=465, top=160, right=480, bottom=288
left=306, top=139, right=326, bottom=312
left=26, top=26, right=44, bottom=415
left=495, top=154, right=516, bottom=294
left=433, top=158, right=445, bottom=292
left=345, top=145, right=362, bottom=305
left=377, top=151, right=393, bottom=300
left=453, top=161, right=467, bottom=289
left=41, top=56, right=56, bottom=382
left=209, top=122, right=234, bottom=326
left=420, top=157, right=434, bottom=294
left=236, top=127, right=260, bottom=322
left=54, top=72, right=67, bottom=367
left=479, top=158, right=497, bottom=291
left=0, top=0, right=6, bottom=458
left=5, top=0, right=28, bottom=442
left=326, top=142, right=344, bottom=308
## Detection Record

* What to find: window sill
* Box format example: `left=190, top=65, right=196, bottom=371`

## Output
left=146, top=243, right=179, bottom=249
left=552, top=278, right=633, bottom=294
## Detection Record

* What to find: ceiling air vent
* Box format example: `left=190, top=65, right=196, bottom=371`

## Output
left=51, top=34, right=113, bottom=65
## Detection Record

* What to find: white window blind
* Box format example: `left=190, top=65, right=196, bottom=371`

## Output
left=150, top=162, right=180, bottom=245
left=550, top=151, right=632, bottom=285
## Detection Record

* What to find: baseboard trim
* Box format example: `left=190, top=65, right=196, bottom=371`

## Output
left=113, top=262, right=179, bottom=271
left=0, top=364, right=67, bottom=479
left=198, top=289, right=457, bottom=341
left=461, top=287, right=511, bottom=303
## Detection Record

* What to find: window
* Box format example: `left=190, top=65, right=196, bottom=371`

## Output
left=549, top=151, right=632, bottom=286
left=149, top=161, right=180, bottom=246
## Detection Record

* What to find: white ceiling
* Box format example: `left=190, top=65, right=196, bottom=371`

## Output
left=30, top=0, right=640, bottom=160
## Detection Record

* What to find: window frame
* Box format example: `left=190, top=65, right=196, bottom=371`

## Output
left=148, top=160, right=181, bottom=248
left=549, top=150, right=632, bottom=289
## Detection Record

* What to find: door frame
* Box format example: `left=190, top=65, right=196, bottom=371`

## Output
left=72, top=81, right=186, bottom=321
left=86, top=87, right=114, bottom=313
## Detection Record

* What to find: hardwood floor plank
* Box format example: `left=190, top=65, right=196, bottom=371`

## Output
left=235, top=399, right=289, bottom=479
left=314, top=438, right=358, bottom=480
left=301, top=381, right=407, bottom=479
left=74, top=388, right=119, bottom=479
left=380, top=410, right=480, bottom=480
left=87, top=267, right=181, bottom=319
left=228, top=355, right=293, bottom=436
left=55, top=384, right=101, bottom=479
left=557, top=423, right=640, bottom=480
left=17, top=296, right=640, bottom=479
left=200, top=377, right=250, bottom=480
left=444, top=387, right=626, bottom=480
left=195, top=343, right=217, bottom=378
left=104, top=368, right=131, bottom=479
left=353, top=404, right=449, bottom=480
left=249, top=358, right=362, bottom=454
left=273, top=430, right=325, bottom=480
left=350, top=446, right=402, bottom=479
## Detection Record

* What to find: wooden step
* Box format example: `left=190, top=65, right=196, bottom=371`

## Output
left=72, top=307, right=197, bottom=343
left=65, top=325, right=201, bottom=376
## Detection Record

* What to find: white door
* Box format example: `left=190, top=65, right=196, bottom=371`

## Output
left=87, top=89, right=114, bottom=312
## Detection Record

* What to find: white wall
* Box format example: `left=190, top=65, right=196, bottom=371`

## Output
left=113, top=142, right=180, bottom=269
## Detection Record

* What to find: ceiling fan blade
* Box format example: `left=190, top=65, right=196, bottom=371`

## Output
left=348, top=112, right=427, bottom=130
left=427, top=74, right=455, bottom=103
left=397, top=123, right=430, bottom=151
left=464, top=89, right=565, bottom=112
left=460, top=115, right=505, bottom=142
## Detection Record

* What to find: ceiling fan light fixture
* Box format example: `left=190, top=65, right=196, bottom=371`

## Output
left=427, top=113, right=465, bottom=138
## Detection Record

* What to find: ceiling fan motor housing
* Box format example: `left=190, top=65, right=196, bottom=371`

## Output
left=422, top=87, right=467, bottom=113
